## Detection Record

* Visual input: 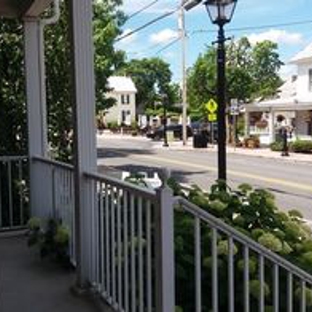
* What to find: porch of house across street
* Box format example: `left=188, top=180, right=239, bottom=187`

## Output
left=2, top=1, right=312, bottom=312
left=244, top=43, right=312, bottom=145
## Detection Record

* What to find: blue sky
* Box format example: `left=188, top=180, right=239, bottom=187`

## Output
left=116, top=0, right=312, bottom=82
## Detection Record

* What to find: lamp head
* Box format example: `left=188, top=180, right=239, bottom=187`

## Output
left=204, top=0, right=237, bottom=25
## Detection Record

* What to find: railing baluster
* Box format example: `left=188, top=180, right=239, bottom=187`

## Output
left=228, top=236, right=234, bottom=312
left=117, top=188, right=122, bottom=309
left=138, top=197, right=144, bottom=312
left=0, top=162, right=3, bottom=228
left=212, top=228, right=218, bottom=312
left=130, top=194, right=136, bottom=312
left=124, top=190, right=129, bottom=312
left=8, top=161, right=13, bottom=227
left=244, top=246, right=250, bottom=312
left=99, top=183, right=104, bottom=292
left=195, top=216, right=201, bottom=312
left=146, top=200, right=152, bottom=312
left=111, top=186, right=116, bottom=305
left=301, top=280, right=306, bottom=312
left=105, top=184, right=110, bottom=299
left=18, top=160, right=24, bottom=225
left=94, top=179, right=99, bottom=285
left=259, top=255, right=264, bottom=312
left=273, top=264, right=279, bottom=312
left=288, top=272, right=293, bottom=312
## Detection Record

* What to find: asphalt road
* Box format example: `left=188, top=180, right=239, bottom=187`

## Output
left=97, top=135, right=312, bottom=220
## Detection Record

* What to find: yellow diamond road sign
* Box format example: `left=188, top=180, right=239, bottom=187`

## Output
left=208, top=113, right=217, bottom=122
left=206, top=99, right=218, bottom=113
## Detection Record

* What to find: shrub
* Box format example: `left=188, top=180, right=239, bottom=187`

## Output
left=170, top=180, right=312, bottom=311
left=27, top=217, right=70, bottom=267
left=291, top=140, right=312, bottom=153
left=270, top=141, right=284, bottom=151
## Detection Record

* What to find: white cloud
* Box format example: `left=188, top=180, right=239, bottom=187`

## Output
left=247, top=29, right=303, bottom=46
left=150, top=28, right=179, bottom=44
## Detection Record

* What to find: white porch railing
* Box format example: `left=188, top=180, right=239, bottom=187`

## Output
left=0, top=156, right=28, bottom=231
left=84, top=171, right=174, bottom=312
left=32, top=156, right=75, bottom=262
left=174, top=196, right=312, bottom=312
left=29, top=157, right=312, bottom=312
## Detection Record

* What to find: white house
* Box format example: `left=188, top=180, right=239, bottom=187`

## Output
left=245, top=42, right=312, bottom=144
left=105, top=76, right=137, bottom=126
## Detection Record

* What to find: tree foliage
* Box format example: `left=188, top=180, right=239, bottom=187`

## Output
left=169, top=180, right=312, bottom=311
left=0, top=0, right=124, bottom=160
left=187, top=38, right=283, bottom=120
left=0, top=19, right=27, bottom=155
left=118, top=57, right=180, bottom=113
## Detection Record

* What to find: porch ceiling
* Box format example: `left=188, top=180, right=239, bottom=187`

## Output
left=0, top=0, right=52, bottom=18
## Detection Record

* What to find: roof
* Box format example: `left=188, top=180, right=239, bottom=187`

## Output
left=289, top=41, right=312, bottom=64
left=107, top=76, right=137, bottom=93
left=0, top=0, right=53, bottom=18
left=246, top=76, right=312, bottom=112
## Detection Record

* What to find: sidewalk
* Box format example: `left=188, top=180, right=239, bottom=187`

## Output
left=97, top=132, right=312, bottom=164
left=152, top=138, right=312, bottom=164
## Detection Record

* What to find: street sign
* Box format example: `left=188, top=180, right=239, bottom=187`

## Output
left=206, top=99, right=218, bottom=113
left=208, top=113, right=217, bottom=122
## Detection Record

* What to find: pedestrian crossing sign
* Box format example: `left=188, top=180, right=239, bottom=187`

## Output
left=206, top=99, right=218, bottom=113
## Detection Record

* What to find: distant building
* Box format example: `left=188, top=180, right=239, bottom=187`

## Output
left=105, top=76, right=137, bottom=126
left=245, top=42, right=312, bottom=144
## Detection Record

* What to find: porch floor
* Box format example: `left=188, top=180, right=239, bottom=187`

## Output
left=0, top=234, right=106, bottom=312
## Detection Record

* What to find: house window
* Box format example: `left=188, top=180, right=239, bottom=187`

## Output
left=121, top=94, right=130, bottom=104
left=309, top=69, right=312, bottom=92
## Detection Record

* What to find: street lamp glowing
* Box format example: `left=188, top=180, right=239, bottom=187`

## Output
left=204, top=0, right=237, bottom=25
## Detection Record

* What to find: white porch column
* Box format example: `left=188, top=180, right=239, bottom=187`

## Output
left=69, top=0, right=97, bottom=287
left=244, top=110, right=250, bottom=137
left=268, top=109, right=275, bottom=143
left=24, top=19, right=49, bottom=217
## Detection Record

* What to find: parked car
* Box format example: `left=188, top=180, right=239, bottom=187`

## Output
left=146, top=124, right=193, bottom=140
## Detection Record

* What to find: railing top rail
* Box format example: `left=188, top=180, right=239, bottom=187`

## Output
left=0, top=155, right=28, bottom=161
left=32, top=156, right=74, bottom=171
left=175, top=196, right=312, bottom=284
left=84, top=171, right=157, bottom=200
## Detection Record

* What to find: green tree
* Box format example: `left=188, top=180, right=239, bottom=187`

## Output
left=45, top=0, right=125, bottom=160
left=118, top=57, right=177, bottom=114
left=250, top=40, right=283, bottom=100
left=0, top=19, right=27, bottom=155
left=0, top=0, right=125, bottom=160
left=187, top=38, right=283, bottom=119
left=187, top=47, right=217, bottom=120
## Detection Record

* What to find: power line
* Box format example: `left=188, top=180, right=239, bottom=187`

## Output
left=191, top=19, right=312, bottom=35
left=126, top=0, right=159, bottom=22
left=155, top=37, right=180, bottom=54
left=127, top=41, right=167, bottom=56
left=115, top=6, right=180, bottom=43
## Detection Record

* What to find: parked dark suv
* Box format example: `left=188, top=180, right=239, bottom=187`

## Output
left=146, top=124, right=193, bottom=140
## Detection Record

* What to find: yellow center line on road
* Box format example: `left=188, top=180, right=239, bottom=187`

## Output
left=115, top=151, right=312, bottom=193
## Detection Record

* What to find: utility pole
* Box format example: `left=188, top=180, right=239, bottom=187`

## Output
left=179, top=2, right=188, bottom=145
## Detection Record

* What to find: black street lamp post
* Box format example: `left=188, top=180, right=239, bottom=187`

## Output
left=204, top=0, right=237, bottom=182
left=162, top=95, right=169, bottom=147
